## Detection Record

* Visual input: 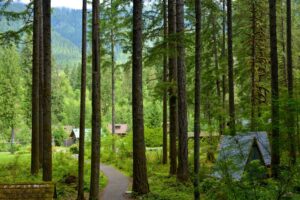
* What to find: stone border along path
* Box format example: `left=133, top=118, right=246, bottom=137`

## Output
left=100, top=163, right=132, bottom=200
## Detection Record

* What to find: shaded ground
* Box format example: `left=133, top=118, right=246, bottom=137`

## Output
left=100, top=163, right=131, bottom=200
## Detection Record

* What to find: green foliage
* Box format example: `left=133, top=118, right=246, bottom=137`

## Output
left=52, top=152, right=78, bottom=180
left=69, top=143, right=79, bottom=154
left=142, top=174, right=193, bottom=200
left=0, top=46, right=22, bottom=134
left=0, top=2, right=32, bottom=45
left=0, top=152, right=107, bottom=199
left=144, top=127, right=163, bottom=147
left=0, top=142, right=11, bottom=152
left=144, top=101, right=163, bottom=128
left=99, top=136, right=193, bottom=199
left=200, top=162, right=300, bottom=200
left=53, top=126, right=68, bottom=146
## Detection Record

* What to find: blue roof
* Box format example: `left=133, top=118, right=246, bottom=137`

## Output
left=213, top=132, right=271, bottom=180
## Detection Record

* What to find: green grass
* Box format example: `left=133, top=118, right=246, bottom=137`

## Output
left=0, top=151, right=107, bottom=200
left=0, top=152, right=30, bottom=163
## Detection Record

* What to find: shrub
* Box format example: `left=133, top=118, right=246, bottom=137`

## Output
left=53, top=126, right=68, bottom=146
left=144, top=127, right=163, bottom=147
left=0, top=142, right=11, bottom=152
left=69, top=144, right=79, bottom=154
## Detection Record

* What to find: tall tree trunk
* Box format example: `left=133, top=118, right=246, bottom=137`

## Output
left=280, top=0, right=288, bottom=86
left=39, top=0, right=44, bottom=168
left=269, top=0, right=280, bottom=178
left=227, top=0, right=236, bottom=135
left=194, top=0, right=201, bottom=198
left=111, top=0, right=116, bottom=153
left=89, top=0, right=101, bottom=198
left=221, top=0, right=226, bottom=135
left=222, top=0, right=226, bottom=58
left=250, top=1, right=257, bottom=131
left=286, top=0, right=296, bottom=165
left=212, top=14, right=222, bottom=135
left=42, top=0, right=52, bottom=181
left=77, top=0, right=87, bottom=199
left=132, top=0, right=150, bottom=194
left=176, top=0, right=188, bottom=182
left=162, top=0, right=168, bottom=165
left=168, top=0, right=177, bottom=175
left=297, top=105, right=300, bottom=154
left=31, top=0, right=40, bottom=175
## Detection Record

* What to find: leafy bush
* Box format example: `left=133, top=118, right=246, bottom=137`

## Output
left=0, top=142, right=11, bottom=152
left=69, top=144, right=79, bottom=154
left=53, top=126, right=68, bottom=146
left=144, top=127, right=163, bottom=147
left=144, top=101, right=162, bottom=128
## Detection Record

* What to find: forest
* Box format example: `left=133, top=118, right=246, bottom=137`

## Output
left=0, top=0, right=300, bottom=199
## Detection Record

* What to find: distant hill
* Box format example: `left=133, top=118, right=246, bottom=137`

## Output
left=52, top=8, right=82, bottom=48
left=0, top=3, right=82, bottom=67
left=52, top=8, right=82, bottom=66
left=52, top=31, right=81, bottom=67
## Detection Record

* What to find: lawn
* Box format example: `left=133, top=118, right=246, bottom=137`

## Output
left=0, top=150, right=107, bottom=200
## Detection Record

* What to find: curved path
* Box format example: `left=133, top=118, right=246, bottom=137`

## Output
left=100, top=164, right=131, bottom=200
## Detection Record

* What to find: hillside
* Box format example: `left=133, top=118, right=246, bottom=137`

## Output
left=0, top=3, right=82, bottom=66
left=52, top=8, right=82, bottom=48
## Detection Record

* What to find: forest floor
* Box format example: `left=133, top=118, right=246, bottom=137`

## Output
left=0, top=151, right=107, bottom=200
left=100, top=163, right=132, bottom=200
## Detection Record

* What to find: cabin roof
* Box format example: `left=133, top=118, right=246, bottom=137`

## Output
left=107, top=124, right=128, bottom=134
left=213, top=132, right=271, bottom=180
left=71, top=128, right=91, bottom=139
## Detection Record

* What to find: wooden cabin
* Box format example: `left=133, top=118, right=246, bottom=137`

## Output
left=107, top=124, right=128, bottom=136
left=64, top=128, right=91, bottom=146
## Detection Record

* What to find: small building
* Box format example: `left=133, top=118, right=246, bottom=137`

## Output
left=70, top=128, right=80, bottom=142
left=107, top=124, right=128, bottom=136
left=63, top=125, right=75, bottom=135
left=64, top=128, right=91, bottom=147
left=213, top=132, right=271, bottom=180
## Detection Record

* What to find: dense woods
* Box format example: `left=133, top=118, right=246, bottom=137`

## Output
left=0, top=0, right=300, bottom=199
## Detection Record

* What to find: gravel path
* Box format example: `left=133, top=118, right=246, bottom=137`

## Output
left=100, top=164, right=131, bottom=200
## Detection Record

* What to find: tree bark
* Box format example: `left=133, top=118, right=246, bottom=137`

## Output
left=89, top=0, right=101, bottom=198
left=176, top=0, right=188, bottom=182
left=212, top=14, right=222, bottom=135
left=42, top=0, right=52, bottom=181
left=280, top=0, right=288, bottom=86
left=162, top=0, right=168, bottom=165
left=168, top=0, right=177, bottom=175
left=31, top=0, right=40, bottom=175
left=132, top=0, right=150, bottom=194
left=77, top=0, right=87, bottom=199
left=221, top=0, right=226, bottom=135
left=268, top=0, right=280, bottom=178
left=286, top=0, right=296, bottom=165
left=39, top=0, right=44, bottom=168
left=194, top=0, right=201, bottom=199
left=227, top=0, right=236, bottom=135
